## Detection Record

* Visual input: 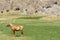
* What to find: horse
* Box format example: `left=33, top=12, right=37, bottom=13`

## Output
left=7, top=23, right=24, bottom=36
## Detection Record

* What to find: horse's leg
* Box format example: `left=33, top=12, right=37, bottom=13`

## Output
left=21, top=30, right=24, bottom=36
left=12, top=30, right=15, bottom=36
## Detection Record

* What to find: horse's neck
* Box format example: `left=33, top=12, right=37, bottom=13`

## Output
left=10, top=24, right=13, bottom=27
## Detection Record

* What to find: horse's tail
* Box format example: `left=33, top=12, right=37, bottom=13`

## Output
left=20, top=26, right=24, bottom=30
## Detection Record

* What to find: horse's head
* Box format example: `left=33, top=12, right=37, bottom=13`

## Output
left=7, top=23, right=13, bottom=27
left=7, top=24, right=10, bottom=27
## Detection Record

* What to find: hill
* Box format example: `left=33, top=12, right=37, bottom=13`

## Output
left=0, top=0, right=60, bottom=15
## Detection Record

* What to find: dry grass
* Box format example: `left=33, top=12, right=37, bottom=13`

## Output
left=40, top=15, right=60, bottom=21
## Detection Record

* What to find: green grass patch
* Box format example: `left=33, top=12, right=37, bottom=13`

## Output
left=17, top=16, right=44, bottom=19
left=0, top=14, right=60, bottom=40
left=0, top=19, right=60, bottom=40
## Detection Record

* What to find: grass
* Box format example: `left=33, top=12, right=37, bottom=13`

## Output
left=0, top=13, right=60, bottom=40
left=17, top=16, right=44, bottom=19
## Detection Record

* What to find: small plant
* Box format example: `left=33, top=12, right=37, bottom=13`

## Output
left=6, top=10, right=9, bottom=12
left=1, top=11, right=3, bottom=13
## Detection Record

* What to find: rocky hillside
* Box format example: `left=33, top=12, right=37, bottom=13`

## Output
left=0, top=0, right=60, bottom=15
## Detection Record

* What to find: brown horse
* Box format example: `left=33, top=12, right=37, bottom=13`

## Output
left=7, top=23, right=24, bottom=36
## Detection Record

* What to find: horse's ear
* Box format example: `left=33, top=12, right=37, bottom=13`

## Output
left=8, top=23, right=12, bottom=25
